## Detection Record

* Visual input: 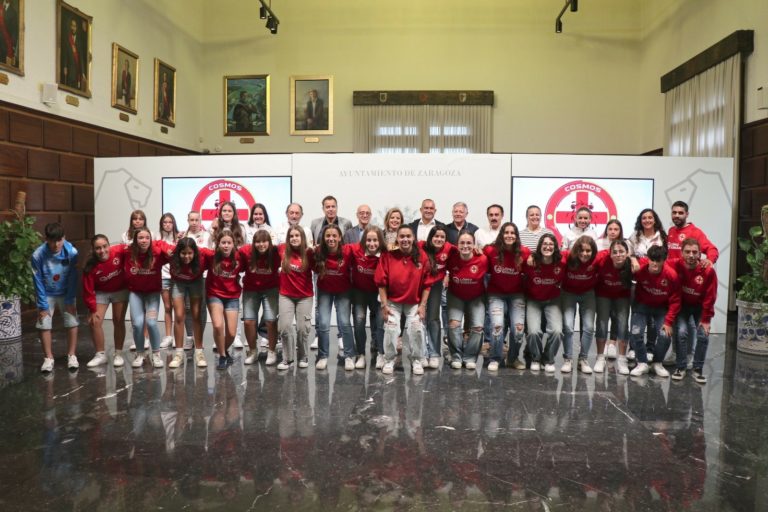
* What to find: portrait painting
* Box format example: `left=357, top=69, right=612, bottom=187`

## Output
left=111, top=43, right=138, bottom=114
left=154, top=58, right=176, bottom=127
left=290, top=75, right=333, bottom=135
left=224, top=74, right=270, bottom=136
left=0, top=0, right=23, bottom=76
left=56, top=0, right=92, bottom=97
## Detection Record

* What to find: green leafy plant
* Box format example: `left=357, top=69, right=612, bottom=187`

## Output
left=0, top=206, right=41, bottom=304
left=737, top=225, right=768, bottom=303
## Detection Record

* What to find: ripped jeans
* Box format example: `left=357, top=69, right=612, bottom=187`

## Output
left=383, top=302, right=424, bottom=364
left=278, top=294, right=312, bottom=363
left=446, top=292, right=485, bottom=364
left=129, top=291, right=160, bottom=352
left=487, top=294, right=526, bottom=363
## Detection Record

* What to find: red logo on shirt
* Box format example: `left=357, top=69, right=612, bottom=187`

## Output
left=661, top=279, right=668, bottom=286
left=439, top=253, right=447, bottom=261
left=695, top=275, right=704, bottom=284
left=470, top=265, right=478, bottom=274
left=113, top=257, right=120, bottom=265
left=544, top=180, right=617, bottom=246
left=553, top=267, right=562, bottom=275
left=53, top=274, right=60, bottom=282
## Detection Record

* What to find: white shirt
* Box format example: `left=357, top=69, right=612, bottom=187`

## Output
left=628, top=230, right=664, bottom=258
left=475, top=225, right=500, bottom=248
left=416, top=219, right=437, bottom=242
left=275, top=222, right=313, bottom=245
left=560, top=226, right=598, bottom=251
left=244, top=223, right=277, bottom=245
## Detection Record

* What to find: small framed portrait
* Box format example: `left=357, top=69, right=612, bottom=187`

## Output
left=290, top=75, right=333, bottom=135
left=56, top=0, right=92, bottom=98
left=0, top=0, right=24, bottom=76
left=154, top=58, right=176, bottom=127
left=224, top=74, right=270, bottom=136
left=110, top=43, right=138, bottom=114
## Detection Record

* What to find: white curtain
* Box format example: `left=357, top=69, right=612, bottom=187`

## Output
left=664, top=54, right=741, bottom=157
left=354, top=104, right=492, bottom=153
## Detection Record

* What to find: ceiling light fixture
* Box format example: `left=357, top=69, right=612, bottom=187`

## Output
left=555, top=0, right=578, bottom=34
left=258, top=0, right=279, bottom=35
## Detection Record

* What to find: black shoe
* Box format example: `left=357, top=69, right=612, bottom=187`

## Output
left=671, top=368, right=686, bottom=381
left=217, top=356, right=227, bottom=370
left=693, top=369, right=707, bottom=384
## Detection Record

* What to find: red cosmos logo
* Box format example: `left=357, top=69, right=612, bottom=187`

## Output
left=544, top=180, right=618, bottom=245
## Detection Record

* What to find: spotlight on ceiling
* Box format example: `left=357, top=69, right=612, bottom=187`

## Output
left=555, top=19, right=563, bottom=33
left=258, top=0, right=279, bottom=35
left=259, top=6, right=267, bottom=19
left=570, top=0, right=578, bottom=12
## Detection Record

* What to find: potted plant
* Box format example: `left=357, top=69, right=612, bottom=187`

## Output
left=736, top=204, right=768, bottom=354
left=0, top=191, right=41, bottom=343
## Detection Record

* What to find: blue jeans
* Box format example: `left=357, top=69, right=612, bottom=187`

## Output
left=316, top=290, right=354, bottom=359
left=129, top=291, right=160, bottom=352
left=424, top=280, right=443, bottom=358
left=526, top=298, right=562, bottom=365
left=629, top=302, right=671, bottom=364
left=446, top=292, right=485, bottom=364
left=351, top=289, right=384, bottom=356
left=488, top=294, right=525, bottom=363
left=561, top=290, right=596, bottom=360
left=596, top=296, right=629, bottom=341
left=675, top=305, right=709, bottom=370
left=383, top=302, right=424, bottom=363
left=243, top=288, right=278, bottom=321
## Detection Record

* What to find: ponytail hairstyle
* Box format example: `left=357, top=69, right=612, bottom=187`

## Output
left=84, top=234, right=110, bottom=274
left=281, top=226, right=309, bottom=274
left=532, top=233, right=561, bottom=268
left=212, top=201, right=245, bottom=247
left=567, top=235, right=597, bottom=269
left=397, top=225, right=422, bottom=266
left=574, top=206, right=592, bottom=228
left=609, top=239, right=633, bottom=289
left=424, top=225, right=448, bottom=276
left=493, top=222, right=522, bottom=268
left=213, top=232, right=237, bottom=275
left=125, top=209, right=147, bottom=241
left=359, top=225, right=385, bottom=256
left=249, top=229, right=277, bottom=273
left=172, top=237, right=200, bottom=276
left=158, top=212, right=179, bottom=242
left=314, top=224, right=345, bottom=279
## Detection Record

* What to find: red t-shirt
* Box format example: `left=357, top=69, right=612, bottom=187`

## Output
left=562, top=250, right=608, bottom=294
left=483, top=245, right=529, bottom=295
left=238, top=245, right=280, bottom=291
left=202, top=247, right=244, bottom=299
left=350, top=245, right=380, bottom=293
left=667, top=223, right=719, bottom=263
left=374, top=248, right=431, bottom=304
left=169, top=251, right=209, bottom=282
left=595, top=254, right=632, bottom=299
left=278, top=245, right=315, bottom=298
left=668, top=258, right=717, bottom=323
left=634, top=260, right=681, bottom=326
left=82, top=245, right=126, bottom=312
left=522, top=255, right=566, bottom=301
left=121, top=241, right=173, bottom=293
left=446, top=249, right=488, bottom=301
left=418, top=240, right=453, bottom=282
left=314, top=245, right=353, bottom=294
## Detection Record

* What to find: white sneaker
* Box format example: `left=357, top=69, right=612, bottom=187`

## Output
left=616, top=356, right=630, bottom=375
left=626, top=349, right=636, bottom=361
left=488, top=361, right=499, bottom=372
left=152, top=352, right=164, bottom=368
left=530, top=362, right=541, bottom=372
left=686, top=354, right=694, bottom=370
left=511, top=359, right=527, bottom=370
left=277, top=360, right=291, bottom=370
left=344, top=357, right=355, bottom=371
left=338, top=338, right=344, bottom=351
left=244, top=352, right=259, bottom=365
left=194, top=349, right=207, bottom=368
left=630, top=362, right=649, bottom=376
left=355, top=355, right=366, bottom=369
left=375, top=357, right=385, bottom=369
left=578, top=359, right=593, bottom=374
left=605, top=343, right=618, bottom=359
left=560, top=359, right=572, bottom=373
left=429, top=357, right=441, bottom=369
left=315, top=358, right=327, bottom=370
left=265, top=350, right=278, bottom=366
left=259, top=336, right=269, bottom=349
left=127, top=340, right=136, bottom=351
left=113, top=353, right=125, bottom=367
left=68, top=354, right=79, bottom=370
left=132, top=355, right=145, bottom=368
left=160, top=336, right=173, bottom=349
left=169, top=351, right=184, bottom=368
left=450, top=360, right=462, bottom=369
left=651, top=362, right=669, bottom=378
left=310, top=337, right=319, bottom=350
left=544, top=363, right=556, bottom=373
left=298, top=358, right=309, bottom=368
left=412, top=360, right=424, bottom=375
left=40, top=357, right=54, bottom=373
left=183, top=336, right=194, bottom=350
left=382, top=361, right=394, bottom=374
left=465, top=361, right=477, bottom=370
left=593, top=356, right=606, bottom=373
left=87, top=352, right=108, bottom=367
left=232, top=336, right=243, bottom=349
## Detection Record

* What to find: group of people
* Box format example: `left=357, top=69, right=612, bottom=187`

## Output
left=31, top=194, right=718, bottom=383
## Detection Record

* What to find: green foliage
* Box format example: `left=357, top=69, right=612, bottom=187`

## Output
left=737, top=225, right=768, bottom=303
left=0, top=214, right=41, bottom=303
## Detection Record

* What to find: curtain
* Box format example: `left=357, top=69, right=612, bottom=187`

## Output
left=354, top=104, right=492, bottom=153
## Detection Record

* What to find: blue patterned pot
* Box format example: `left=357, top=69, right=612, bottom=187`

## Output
left=0, top=295, right=21, bottom=342
left=736, top=300, right=768, bottom=355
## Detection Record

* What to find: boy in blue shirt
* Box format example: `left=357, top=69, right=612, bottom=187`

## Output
left=31, top=223, right=79, bottom=372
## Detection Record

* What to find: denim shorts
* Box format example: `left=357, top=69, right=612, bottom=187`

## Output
left=242, top=288, right=278, bottom=321
left=207, top=296, right=240, bottom=311
left=95, top=289, right=129, bottom=305
left=162, top=278, right=173, bottom=291
left=36, top=296, right=79, bottom=330
left=171, top=279, right=204, bottom=300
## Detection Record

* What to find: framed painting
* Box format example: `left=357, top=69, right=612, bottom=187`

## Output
left=56, top=0, right=92, bottom=97
left=110, top=43, right=138, bottom=114
left=290, top=75, right=333, bottom=135
left=224, top=74, right=270, bottom=136
left=154, top=58, right=176, bottom=127
left=0, top=0, right=23, bottom=76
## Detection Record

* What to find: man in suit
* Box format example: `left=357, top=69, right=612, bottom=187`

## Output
left=61, top=17, right=86, bottom=91
left=408, top=198, right=445, bottom=242
left=120, top=59, right=132, bottom=106
left=343, top=204, right=373, bottom=245
left=310, top=195, right=352, bottom=243
left=304, top=89, right=326, bottom=130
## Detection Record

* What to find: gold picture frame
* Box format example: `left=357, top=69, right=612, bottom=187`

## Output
left=153, top=58, right=176, bottom=127
left=110, top=43, right=138, bottom=114
left=290, top=75, right=333, bottom=135
left=56, top=0, right=92, bottom=98
left=224, top=74, right=270, bottom=136
left=0, top=0, right=24, bottom=76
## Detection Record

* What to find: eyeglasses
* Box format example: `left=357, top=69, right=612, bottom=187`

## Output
left=358, top=211, right=371, bottom=216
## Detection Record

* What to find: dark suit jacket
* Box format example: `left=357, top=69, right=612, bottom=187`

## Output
left=310, top=216, right=353, bottom=244
left=408, top=219, right=446, bottom=240
left=305, top=98, right=326, bottom=130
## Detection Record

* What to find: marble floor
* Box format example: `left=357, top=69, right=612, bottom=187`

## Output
left=0, top=321, right=767, bottom=511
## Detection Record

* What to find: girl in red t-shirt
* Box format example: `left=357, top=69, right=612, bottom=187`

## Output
left=277, top=226, right=314, bottom=369
left=168, top=237, right=209, bottom=368
left=421, top=225, right=452, bottom=369
left=594, top=239, right=633, bottom=375
left=350, top=226, right=385, bottom=370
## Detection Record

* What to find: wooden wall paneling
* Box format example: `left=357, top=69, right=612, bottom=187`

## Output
left=0, top=145, right=28, bottom=176
left=0, top=179, right=9, bottom=209
left=0, top=108, right=8, bottom=140
left=72, top=185, right=94, bottom=212
left=43, top=120, right=73, bottom=152
left=739, top=188, right=752, bottom=217
left=85, top=159, right=93, bottom=184
left=753, top=123, right=768, bottom=156
left=44, top=182, right=72, bottom=211
left=11, top=179, right=44, bottom=210
left=59, top=213, right=86, bottom=241
left=740, top=157, right=767, bottom=187
left=120, top=139, right=139, bottom=156
left=8, top=112, right=43, bottom=146
left=72, top=127, right=98, bottom=156
left=32, top=213, right=60, bottom=233
left=98, top=133, right=120, bottom=157
left=751, top=187, right=768, bottom=217
left=60, top=154, right=87, bottom=182
left=138, top=143, right=157, bottom=156
left=27, top=149, right=60, bottom=180
left=85, top=214, right=94, bottom=239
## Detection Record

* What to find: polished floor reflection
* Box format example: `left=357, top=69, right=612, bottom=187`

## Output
left=1, top=322, right=767, bottom=511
